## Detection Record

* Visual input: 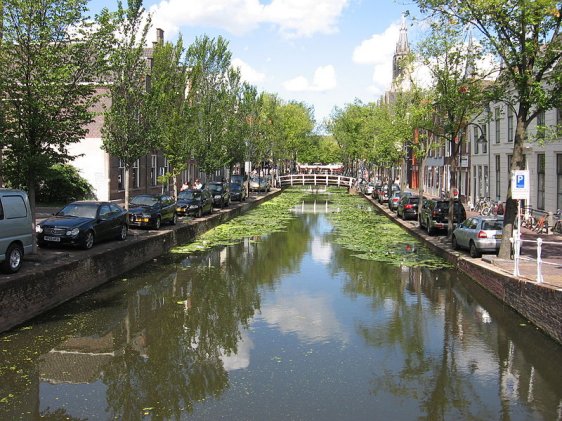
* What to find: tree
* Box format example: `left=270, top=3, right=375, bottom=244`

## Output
left=416, top=22, right=485, bottom=236
left=102, top=0, right=153, bottom=208
left=0, top=0, right=114, bottom=251
left=148, top=37, right=189, bottom=199
left=414, top=0, right=562, bottom=257
left=185, top=35, right=241, bottom=178
left=276, top=101, right=315, bottom=168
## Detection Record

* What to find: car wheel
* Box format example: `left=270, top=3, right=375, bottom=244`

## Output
left=170, top=213, right=177, bottom=225
left=1, top=243, right=24, bottom=274
left=197, top=207, right=203, bottom=218
left=117, top=224, right=128, bottom=241
left=154, top=217, right=161, bottom=230
left=469, top=241, right=481, bottom=258
left=81, top=231, right=95, bottom=250
left=452, top=235, right=459, bottom=250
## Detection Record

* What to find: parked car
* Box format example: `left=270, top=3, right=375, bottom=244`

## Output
left=37, top=201, right=128, bottom=250
left=208, top=181, right=230, bottom=208
left=176, top=189, right=213, bottom=218
left=249, top=176, right=270, bottom=192
left=419, top=198, right=466, bottom=235
left=452, top=216, right=504, bottom=258
left=230, top=182, right=247, bottom=202
left=0, top=189, right=33, bottom=273
left=128, top=194, right=177, bottom=229
left=230, top=174, right=246, bottom=186
left=396, top=195, right=420, bottom=220
left=378, top=184, right=400, bottom=204
left=364, top=182, right=375, bottom=196
left=388, top=191, right=402, bottom=211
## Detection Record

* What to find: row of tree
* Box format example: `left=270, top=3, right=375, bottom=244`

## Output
left=0, top=0, right=329, bottom=248
left=330, top=0, right=561, bottom=259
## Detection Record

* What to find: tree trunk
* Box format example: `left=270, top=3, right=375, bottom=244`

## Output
left=124, top=167, right=130, bottom=210
left=27, top=176, right=38, bottom=255
left=448, top=138, right=459, bottom=238
left=498, top=112, right=528, bottom=259
left=418, top=156, right=426, bottom=219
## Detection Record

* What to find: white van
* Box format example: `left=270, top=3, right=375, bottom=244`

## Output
left=0, top=189, right=33, bottom=273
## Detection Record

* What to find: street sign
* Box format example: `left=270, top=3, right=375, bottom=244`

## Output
left=512, top=170, right=529, bottom=199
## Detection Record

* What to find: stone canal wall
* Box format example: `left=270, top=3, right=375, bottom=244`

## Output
left=0, top=192, right=280, bottom=333
left=368, top=196, right=562, bottom=345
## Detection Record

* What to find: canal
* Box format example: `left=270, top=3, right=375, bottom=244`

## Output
left=1, top=190, right=561, bottom=420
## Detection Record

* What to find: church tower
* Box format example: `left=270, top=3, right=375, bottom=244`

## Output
left=391, top=15, right=411, bottom=92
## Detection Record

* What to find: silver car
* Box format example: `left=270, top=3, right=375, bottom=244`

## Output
left=452, top=216, right=503, bottom=258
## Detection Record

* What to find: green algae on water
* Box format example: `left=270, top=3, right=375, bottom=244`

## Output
left=325, top=189, right=451, bottom=269
left=172, top=188, right=309, bottom=254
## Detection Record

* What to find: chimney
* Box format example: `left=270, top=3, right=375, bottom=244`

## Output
left=156, top=28, right=164, bottom=45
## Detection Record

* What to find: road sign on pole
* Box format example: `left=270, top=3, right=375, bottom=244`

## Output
left=512, top=170, right=529, bottom=200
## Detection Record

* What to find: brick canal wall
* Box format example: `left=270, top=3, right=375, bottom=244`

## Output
left=368, top=195, right=562, bottom=345
left=0, top=192, right=281, bottom=333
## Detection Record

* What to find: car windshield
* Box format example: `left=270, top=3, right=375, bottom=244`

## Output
left=208, top=184, right=223, bottom=192
left=178, top=190, right=199, bottom=200
left=482, top=220, right=503, bottom=230
left=410, top=197, right=419, bottom=204
left=130, top=196, right=158, bottom=206
left=57, top=203, right=98, bottom=218
left=230, top=183, right=241, bottom=191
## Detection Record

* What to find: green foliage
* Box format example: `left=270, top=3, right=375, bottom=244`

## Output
left=102, top=0, right=154, bottom=168
left=37, top=164, right=94, bottom=204
left=185, top=35, right=242, bottom=176
left=0, top=0, right=114, bottom=201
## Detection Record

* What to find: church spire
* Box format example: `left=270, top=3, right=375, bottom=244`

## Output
left=392, top=14, right=411, bottom=87
left=396, top=14, right=410, bottom=55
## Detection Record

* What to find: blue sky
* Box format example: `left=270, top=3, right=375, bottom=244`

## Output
left=87, top=0, right=423, bottom=128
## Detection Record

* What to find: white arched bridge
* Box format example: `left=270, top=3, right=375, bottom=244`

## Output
left=278, top=174, right=356, bottom=188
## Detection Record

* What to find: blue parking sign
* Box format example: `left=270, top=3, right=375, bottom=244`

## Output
left=512, top=170, right=529, bottom=199
left=516, top=174, right=525, bottom=188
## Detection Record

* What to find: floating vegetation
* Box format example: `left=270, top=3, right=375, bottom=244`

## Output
left=325, top=190, right=451, bottom=269
left=172, top=186, right=449, bottom=269
left=172, top=188, right=310, bottom=254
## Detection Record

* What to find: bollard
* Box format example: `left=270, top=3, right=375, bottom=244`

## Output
left=536, top=237, right=543, bottom=283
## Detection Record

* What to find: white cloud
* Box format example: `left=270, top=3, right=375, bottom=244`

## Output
left=232, top=58, right=266, bottom=84
left=149, top=0, right=350, bottom=39
left=353, top=22, right=400, bottom=97
left=283, top=65, right=337, bottom=92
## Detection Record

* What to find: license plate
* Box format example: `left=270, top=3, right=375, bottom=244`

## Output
left=44, top=236, right=61, bottom=242
left=495, top=234, right=502, bottom=239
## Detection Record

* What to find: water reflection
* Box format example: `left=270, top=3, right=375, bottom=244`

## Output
left=1, top=206, right=561, bottom=420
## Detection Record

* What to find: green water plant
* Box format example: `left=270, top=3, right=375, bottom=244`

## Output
left=172, top=188, right=310, bottom=253
left=325, top=189, right=450, bottom=269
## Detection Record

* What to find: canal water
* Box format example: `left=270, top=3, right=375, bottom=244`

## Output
left=1, top=196, right=561, bottom=420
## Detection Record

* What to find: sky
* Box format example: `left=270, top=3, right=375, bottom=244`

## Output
left=87, top=0, right=425, bottom=129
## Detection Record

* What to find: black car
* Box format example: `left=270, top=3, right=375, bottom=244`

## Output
left=176, top=189, right=213, bottom=217
left=37, top=201, right=128, bottom=250
left=229, top=182, right=247, bottom=202
left=128, top=194, right=177, bottom=229
left=419, top=198, right=466, bottom=235
left=208, top=182, right=230, bottom=208
left=396, top=195, right=420, bottom=220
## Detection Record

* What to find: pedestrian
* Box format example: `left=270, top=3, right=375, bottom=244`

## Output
left=181, top=181, right=189, bottom=191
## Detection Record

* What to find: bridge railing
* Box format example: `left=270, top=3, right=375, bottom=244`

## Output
left=278, top=174, right=355, bottom=188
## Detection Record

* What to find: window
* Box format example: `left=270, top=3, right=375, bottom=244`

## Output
left=473, top=127, right=479, bottom=154
left=557, top=108, right=562, bottom=137
left=537, top=110, right=545, bottom=139
left=132, top=159, right=140, bottom=189
left=507, top=107, right=514, bottom=142
left=495, top=155, right=501, bottom=200
left=118, top=159, right=125, bottom=191
left=484, top=165, right=489, bottom=198
left=482, top=124, right=488, bottom=154
left=557, top=154, right=562, bottom=209
left=495, top=107, right=501, bottom=143
left=150, top=155, right=157, bottom=186
left=537, top=154, right=545, bottom=210
left=473, top=166, right=477, bottom=203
